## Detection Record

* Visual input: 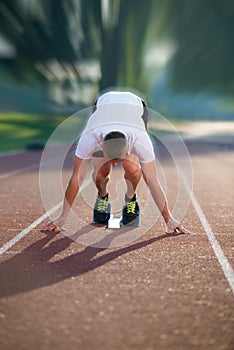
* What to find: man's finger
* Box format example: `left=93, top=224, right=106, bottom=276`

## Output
left=41, top=221, right=53, bottom=230
left=166, top=225, right=191, bottom=235
left=41, top=221, right=62, bottom=233
left=176, top=225, right=191, bottom=234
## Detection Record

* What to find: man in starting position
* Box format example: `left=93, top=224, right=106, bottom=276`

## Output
left=42, top=91, right=190, bottom=234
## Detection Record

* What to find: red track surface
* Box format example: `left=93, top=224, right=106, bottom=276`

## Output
left=0, top=142, right=234, bottom=350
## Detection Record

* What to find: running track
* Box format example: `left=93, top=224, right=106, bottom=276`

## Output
left=0, top=141, right=233, bottom=350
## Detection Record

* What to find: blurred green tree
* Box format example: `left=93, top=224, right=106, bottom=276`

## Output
left=160, top=0, right=234, bottom=93
left=0, top=0, right=79, bottom=83
left=80, top=0, right=157, bottom=91
left=0, top=0, right=233, bottom=96
left=0, top=0, right=157, bottom=93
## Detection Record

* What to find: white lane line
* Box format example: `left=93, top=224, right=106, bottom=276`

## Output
left=0, top=150, right=26, bottom=157
left=191, top=192, right=234, bottom=294
left=0, top=154, right=67, bottom=181
left=0, top=163, right=39, bottom=180
left=182, top=175, right=234, bottom=294
left=0, top=176, right=92, bottom=255
left=0, top=201, right=62, bottom=255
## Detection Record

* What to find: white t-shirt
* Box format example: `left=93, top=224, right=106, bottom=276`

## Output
left=75, top=91, right=155, bottom=163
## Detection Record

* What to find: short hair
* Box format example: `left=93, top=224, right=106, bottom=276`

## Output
left=103, top=131, right=127, bottom=159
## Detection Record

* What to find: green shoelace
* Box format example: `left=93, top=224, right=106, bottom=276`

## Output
left=126, top=201, right=136, bottom=214
left=96, top=197, right=109, bottom=211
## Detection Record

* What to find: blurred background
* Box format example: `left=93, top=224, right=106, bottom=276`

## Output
left=0, top=0, right=234, bottom=151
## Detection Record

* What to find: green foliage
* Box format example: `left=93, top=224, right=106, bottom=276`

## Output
left=0, top=0, right=79, bottom=83
left=0, top=0, right=234, bottom=95
left=0, top=113, right=67, bottom=151
left=0, top=0, right=158, bottom=93
left=80, top=0, right=158, bottom=92
left=161, top=0, right=234, bottom=93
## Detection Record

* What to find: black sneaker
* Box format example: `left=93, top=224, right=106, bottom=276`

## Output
left=93, top=193, right=111, bottom=224
left=122, top=194, right=140, bottom=225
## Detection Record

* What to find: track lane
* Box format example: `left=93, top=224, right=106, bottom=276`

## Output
left=0, top=151, right=42, bottom=175
left=0, top=142, right=233, bottom=350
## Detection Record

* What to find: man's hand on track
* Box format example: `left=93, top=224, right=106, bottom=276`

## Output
left=166, top=217, right=191, bottom=235
left=41, top=216, right=65, bottom=233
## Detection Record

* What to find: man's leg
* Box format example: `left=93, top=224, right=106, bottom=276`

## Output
left=122, top=154, right=142, bottom=199
left=92, top=157, right=112, bottom=224
left=92, top=158, right=112, bottom=197
left=122, top=155, right=141, bottom=225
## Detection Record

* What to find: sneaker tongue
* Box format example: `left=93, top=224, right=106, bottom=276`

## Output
left=98, top=193, right=109, bottom=200
left=125, top=194, right=136, bottom=202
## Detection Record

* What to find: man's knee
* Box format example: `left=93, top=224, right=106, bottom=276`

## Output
left=122, top=155, right=141, bottom=176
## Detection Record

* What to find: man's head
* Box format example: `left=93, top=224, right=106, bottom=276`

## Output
left=103, top=131, right=128, bottom=160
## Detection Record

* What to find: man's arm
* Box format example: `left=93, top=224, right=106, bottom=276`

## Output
left=42, top=156, right=90, bottom=232
left=141, top=160, right=190, bottom=234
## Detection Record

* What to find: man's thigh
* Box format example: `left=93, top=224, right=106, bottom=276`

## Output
left=92, top=156, right=112, bottom=179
